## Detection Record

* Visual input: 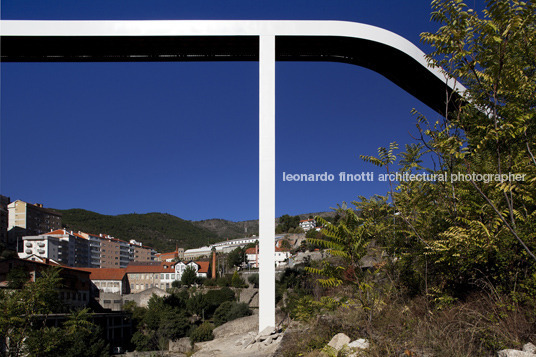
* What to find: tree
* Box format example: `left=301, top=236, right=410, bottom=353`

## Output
left=278, top=214, right=301, bottom=232
left=181, top=266, right=199, bottom=287
left=226, top=247, right=245, bottom=268
left=132, top=294, right=189, bottom=351
left=189, top=322, right=214, bottom=345
left=213, top=301, right=251, bottom=326
left=352, top=0, right=536, bottom=299
left=0, top=267, right=63, bottom=355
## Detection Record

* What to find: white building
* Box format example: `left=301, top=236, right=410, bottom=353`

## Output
left=299, top=219, right=316, bottom=232
left=19, top=229, right=90, bottom=267
left=246, top=246, right=290, bottom=268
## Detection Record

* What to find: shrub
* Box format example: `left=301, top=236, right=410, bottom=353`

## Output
left=231, top=271, right=247, bottom=288
left=189, top=322, right=214, bottom=345
left=213, top=301, right=252, bottom=326
left=248, top=273, right=259, bottom=288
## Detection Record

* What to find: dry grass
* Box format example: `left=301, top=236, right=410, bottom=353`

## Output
left=277, top=292, right=536, bottom=357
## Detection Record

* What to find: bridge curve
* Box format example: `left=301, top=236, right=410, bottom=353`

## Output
left=1, top=20, right=462, bottom=115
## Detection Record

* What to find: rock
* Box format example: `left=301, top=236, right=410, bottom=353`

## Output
left=263, top=336, right=273, bottom=345
left=523, top=343, right=536, bottom=354
left=327, top=333, right=351, bottom=351
left=242, top=336, right=256, bottom=349
left=348, top=338, right=370, bottom=350
left=497, top=350, right=536, bottom=357
left=258, top=326, right=275, bottom=337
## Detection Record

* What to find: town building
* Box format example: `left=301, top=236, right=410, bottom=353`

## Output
left=18, top=229, right=156, bottom=269
left=246, top=246, right=291, bottom=268
left=155, top=248, right=184, bottom=262
left=19, top=229, right=90, bottom=268
left=0, top=257, right=91, bottom=309
left=299, top=219, right=316, bottom=232
left=7, top=200, right=62, bottom=251
left=126, top=261, right=209, bottom=293
left=129, top=240, right=156, bottom=262
left=81, top=268, right=129, bottom=295
left=183, top=246, right=212, bottom=260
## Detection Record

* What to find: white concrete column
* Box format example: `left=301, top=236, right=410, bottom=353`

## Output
left=258, top=34, right=276, bottom=332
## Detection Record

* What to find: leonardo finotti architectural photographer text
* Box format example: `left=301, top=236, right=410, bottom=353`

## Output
left=282, top=171, right=526, bottom=183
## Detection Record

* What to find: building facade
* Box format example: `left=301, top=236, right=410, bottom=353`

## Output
left=0, top=257, right=91, bottom=309
left=299, top=219, right=316, bottom=232
left=126, top=261, right=209, bottom=293
left=7, top=200, right=62, bottom=251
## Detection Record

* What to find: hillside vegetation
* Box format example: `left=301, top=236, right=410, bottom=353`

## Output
left=59, top=209, right=218, bottom=252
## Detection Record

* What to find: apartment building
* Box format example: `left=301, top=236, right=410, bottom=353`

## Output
left=7, top=200, right=62, bottom=251
left=130, top=240, right=155, bottom=262
left=19, top=229, right=90, bottom=267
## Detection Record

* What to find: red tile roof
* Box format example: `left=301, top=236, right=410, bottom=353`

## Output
left=46, top=229, right=68, bottom=235
left=197, top=261, right=209, bottom=274
left=245, top=247, right=288, bottom=254
left=126, top=262, right=176, bottom=274
left=79, top=268, right=126, bottom=281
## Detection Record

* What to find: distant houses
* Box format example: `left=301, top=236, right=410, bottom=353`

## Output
left=245, top=246, right=291, bottom=268
left=299, top=218, right=316, bottom=232
left=19, top=229, right=156, bottom=268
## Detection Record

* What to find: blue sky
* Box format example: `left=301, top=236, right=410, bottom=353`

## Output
left=1, top=0, right=485, bottom=221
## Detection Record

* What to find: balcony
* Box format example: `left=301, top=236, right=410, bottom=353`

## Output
left=25, top=242, right=32, bottom=247
left=25, top=249, right=32, bottom=254
left=37, top=249, right=45, bottom=254
left=38, top=242, right=45, bottom=247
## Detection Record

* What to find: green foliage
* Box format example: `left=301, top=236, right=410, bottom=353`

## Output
left=24, top=309, right=110, bottom=357
left=186, top=287, right=235, bottom=319
left=226, top=247, right=245, bottom=268
left=247, top=273, right=259, bottom=288
left=277, top=214, right=301, bottom=233
left=132, top=294, right=190, bottom=351
left=59, top=209, right=219, bottom=252
left=189, top=322, right=214, bottom=345
left=6, top=266, right=30, bottom=289
left=231, top=271, right=247, bottom=288
left=306, top=208, right=370, bottom=288
left=180, top=266, right=199, bottom=287
left=0, top=268, right=107, bottom=357
left=351, top=0, right=536, bottom=300
left=213, top=301, right=251, bottom=326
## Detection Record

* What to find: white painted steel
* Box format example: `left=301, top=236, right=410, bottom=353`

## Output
left=258, top=35, right=276, bottom=332
left=0, top=20, right=463, bottom=93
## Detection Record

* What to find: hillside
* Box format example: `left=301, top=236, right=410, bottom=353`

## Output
left=192, top=218, right=259, bottom=239
left=58, top=209, right=218, bottom=253
left=58, top=208, right=337, bottom=253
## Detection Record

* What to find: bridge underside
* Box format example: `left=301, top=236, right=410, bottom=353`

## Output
left=2, top=35, right=456, bottom=115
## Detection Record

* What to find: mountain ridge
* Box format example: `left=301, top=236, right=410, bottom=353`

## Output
left=57, top=208, right=336, bottom=253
